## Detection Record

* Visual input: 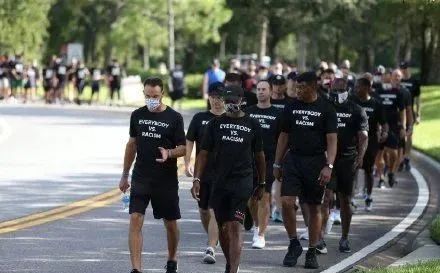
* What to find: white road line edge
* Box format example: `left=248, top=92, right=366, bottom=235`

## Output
left=321, top=167, right=429, bottom=273
left=0, top=117, right=12, bottom=144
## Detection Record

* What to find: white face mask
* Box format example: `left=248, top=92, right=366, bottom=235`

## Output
left=145, top=98, right=161, bottom=111
left=382, top=83, right=392, bottom=90
left=330, top=90, right=349, bottom=104
left=224, top=103, right=241, bottom=113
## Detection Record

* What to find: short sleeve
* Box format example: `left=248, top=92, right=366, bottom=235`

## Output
left=281, top=105, right=292, bottom=133
left=173, top=113, right=186, bottom=146
left=129, top=111, right=137, bottom=137
left=200, top=119, right=215, bottom=152
left=186, top=114, right=198, bottom=141
left=252, top=119, right=264, bottom=153
left=325, top=105, right=338, bottom=134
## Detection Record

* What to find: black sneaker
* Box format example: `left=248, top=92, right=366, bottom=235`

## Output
left=244, top=206, right=253, bottom=231
left=404, top=158, right=411, bottom=171
left=388, top=173, right=396, bottom=188
left=378, top=179, right=386, bottom=189
left=365, top=198, right=373, bottom=212
left=165, top=260, right=178, bottom=273
left=130, top=270, right=142, bottom=273
left=304, top=248, right=319, bottom=269
left=283, top=238, right=303, bottom=267
left=224, top=264, right=230, bottom=273
left=339, top=238, right=351, bottom=253
left=316, top=239, right=327, bottom=254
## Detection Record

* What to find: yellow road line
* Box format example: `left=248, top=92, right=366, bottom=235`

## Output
left=0, top=188, right=121, bottom=235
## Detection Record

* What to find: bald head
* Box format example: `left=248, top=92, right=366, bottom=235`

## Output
left=391, top=69, right=403, bottom=86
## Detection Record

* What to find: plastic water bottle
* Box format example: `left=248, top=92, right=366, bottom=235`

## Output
left=121, top=191, right=130, bottom=212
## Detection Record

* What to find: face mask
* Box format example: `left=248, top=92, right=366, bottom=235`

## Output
left=145, top=98, right=161, bottom=111
left=382, top=83, right=392, bottom=90
left=224, top=103, right=241, bottom=113
left=373, top=75, right=381, bottom=83
left=330, top=90, right=349, bottom=104
left=322, top=79, right=331, bottom=86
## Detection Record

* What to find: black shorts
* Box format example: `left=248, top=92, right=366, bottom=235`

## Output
left=198, top=181, right=213, bottom=210
left=281, top=153, right=326, bottom=205
left=327, top=155, right=357, bottom=196
left=110, top=82, right=121, bottom=92
left=265, top=159, right=275, bottom=193
left=56, top=80, right=66, bottom=90
left=399, top=136, right=406, bottom=149
left=169, top=89, right=184, bottom=101
left=384, top=129, right=400, bottom=150
left=363, top=141, right=379, bottom=173
left=91, top=81, right=100, bottom=93
left=129, top=180, right=181, bottom=220
left=210, top=181, right=253, bottom=225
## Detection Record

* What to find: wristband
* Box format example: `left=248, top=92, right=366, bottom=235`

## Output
left=273, top=163, right=282, bottom=169
left=193, top=178, right=201, bottom=183
left=122, top=172, right=129, bottom=178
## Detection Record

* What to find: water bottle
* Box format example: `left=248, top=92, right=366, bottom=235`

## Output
left=121, top=191, right=130, bottom=212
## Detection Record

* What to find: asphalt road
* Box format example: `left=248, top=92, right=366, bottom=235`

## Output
left=0, top=104, right=419, bottom=273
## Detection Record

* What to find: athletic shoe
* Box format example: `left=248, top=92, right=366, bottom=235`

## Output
left=404, top=158, right=411, bottom=171
left=304, top=248, right=319, bottom=269
left=130, top=270, right=142, bottom=273
left=165, top=260, right=178, bottom=273
left=252, top=226, right=259, bottom=239
left=339, top=238, right=351, bottom=253
left=325, top=216, right=334, bottom=234
left=316, top=240, right=328, bottom=254
left=388, top=173, right=396, bottom=188
left=378, top=179, right=386, bottom=189
left=252, top=235, right=266, bottom=249
left=244, top=206, right=253, bottom=231
left=299, top=229, right=309, bottom=240
left=272, top=210, right=283, bottom=223
left=333, top=210, right=341, bottom=225
left=203, top=247, right=216, bottom=264
left=351, top=199, right=358, bottom=214
left=398, top=161, right=404, bottom=172
left=283, top=238, right=303, bottom=267
left=365, top=198, right=373, bottom=212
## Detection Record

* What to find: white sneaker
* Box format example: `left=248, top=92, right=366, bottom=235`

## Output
left=252, top=227, right=259, bottom=242
left=203, top=247, right=216, bottom=264
left=252, top=236, right=266, bottom=249
left=299, top=229, right=309, bottom=240
left=333, top=210, right=341, bottom=225
left=325, top=217, right=334, bottom=234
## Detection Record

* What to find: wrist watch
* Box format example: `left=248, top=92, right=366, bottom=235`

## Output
left=273, top=163, right=282, bottom=169
left=326, top=163, right=334, bottom=169
left=193, top=178, right=201, bottom=183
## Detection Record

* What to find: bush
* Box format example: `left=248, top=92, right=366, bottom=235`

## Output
left=360, top=260, right=440, bottom=273
left=186, top=73, right=204, bottom=98
left=430, top=215, right=440, bottom=244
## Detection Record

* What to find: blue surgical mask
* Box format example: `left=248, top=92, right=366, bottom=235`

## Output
left=145, top=98, right=161, bottom=111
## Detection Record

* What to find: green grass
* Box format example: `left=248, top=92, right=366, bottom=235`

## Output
left=359, top=260, right=440, bottom=273
left=412, top=85, right=440, bottom=161
left=431, top=215, right=440, bottom=244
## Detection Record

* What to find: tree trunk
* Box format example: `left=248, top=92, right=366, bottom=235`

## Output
left=393, top=23, right=402, bottom=67
left=141, top=42, right=150, bottom=70
left=334, top=31, right=341, bottom=66
left=219, top=32, right=228, bottom=60
left=167, top=0, right=175, bottom=71
left=297, top=33, right=307, bottom=71
left=259, top=15, right=268, bottom=64
left=236, top=33, right=243, bottom=56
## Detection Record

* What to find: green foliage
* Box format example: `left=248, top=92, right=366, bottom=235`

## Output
left=413, top=86, right=440, bottom=161
left=185, top=74, right=204, bottom=98
left=431, top=215, right=440, bottom=244
left=359, top=260, right=440, bottom=273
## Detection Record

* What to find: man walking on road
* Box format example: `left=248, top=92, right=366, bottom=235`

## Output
left=119, top=77, right=186, bottom=273
left=192, top=85, right=266, bottom=273
left=274, top=72, right=337, bottom=269
left=245, top=80, right=281, bottom=249
left=185, top=82, right=225, bottom=264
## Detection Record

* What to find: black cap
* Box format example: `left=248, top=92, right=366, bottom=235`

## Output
left=287, top=71, right=298, bottom=81
left=271, top=74, right=286, bottom=85
left=208, top=82, right=224, bottom=96
left=297, top=71, right=319, bottom=83
left=221, top=85, right=244, bottom=100
left=399, top=61, right=409, bottom=69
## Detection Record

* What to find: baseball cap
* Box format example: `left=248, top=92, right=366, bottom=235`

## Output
left=221, top=85, right=244, bottom=100
left=287, top=71, right=298, bottom=81
left=399, top=61, right=409, bottom=69
left=208, top=82, right=224, bottom=96
left=296, top=71, right=319, bottom=83
left=376, top=65, right=386, bottom=75
left=271, top=74, right=286, bottom=85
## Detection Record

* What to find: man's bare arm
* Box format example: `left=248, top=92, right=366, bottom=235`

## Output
left=123, top=137, right=137, bottom=174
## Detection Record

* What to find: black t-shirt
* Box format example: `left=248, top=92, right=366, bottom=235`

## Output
left=241, top=91, right=258, bottom=109
left=400, top=86, right=412, bottom=108
left=186, top=111, right=218, bottom=182
left=352, top=96, right=386, bottom=144
left=107, top=64, right=121, bottom=83
left=333, top=101, right=369, bottom=157
left=0, top=62, right=6, bottom=78
left=376, top=87, right=405, bottom=129
left=129, top=106, right=186, bottom=183
left=245, top=105, right=281, bottom=161
left=281, top=97, right=337, bottom=156
left=201, top=114, right=263, bottom=191
left=401, top=77, right=421, bottom=102
left=55, top=64, right=67, bottom=81
left=271, top=96, right=294, bottom=110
